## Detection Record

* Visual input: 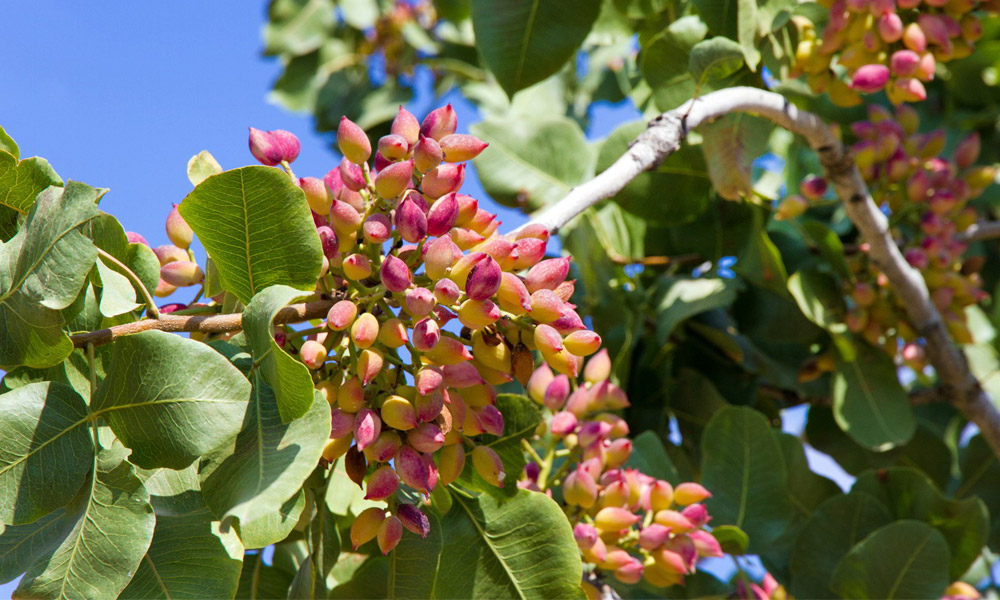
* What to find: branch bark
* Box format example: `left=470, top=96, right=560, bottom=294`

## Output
left=70, top=299, right=335, bottom=348
left=957, top=220, right=1000, bottom=243
left=526, top=86, right=1000, bottom=459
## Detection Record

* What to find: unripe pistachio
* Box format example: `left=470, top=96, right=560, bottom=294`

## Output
left=433, top=278, right=461, bottom=306
left=248, top=127, right=283, bottom=166
left=413, top=136, right=443, bottom=173
left=465, top=256, right=502, bottom=300
left=903, top=22, right=927, bottom=53
left=689, top=530, right=724, bottom=558
left=376, top=515, right=403, bottom=554
left=458, top=299, right=500, bottom=329
left=412, top=317, right=441, bottom=352
left=564, top=466, right=598, bottom=508
left=639, top=524, right=672, bottom=551
left=373, top=317, right=405, bottom=349
left=375, top=160, right=413, bottom=200
left=471, top=333, right=511, bottom=372
left=322, top=435, right=353, bottom=462
left=338, top=117, right=372, bottom=165
left=380, top=255, right=412, bottom=292
left=573, top=523, right=599, bottom=550
left=442, top=362, right=486, bottom=388
left=422, top=236, right=461, bottom=280
left=414, top=389, right=446, bottom=423
left=378, top=133, right=409, bottom=162
left=392, top=106, right=420, bottom=147
left=533, top=324, right=565, bottom=357
left=338, top=377, right=364, bottom=412
left=564, top=330, right=602, bottom=357
left=316, top=225, right=339, bottom=259
left=606, top=438, right=632, bottom=469
left=877, top=12, right=903, bottom=43
left=298, top=177, right=333, bottom=216
left=364, top=465, right=399, bottom=501
left=160, top=261, right=204, bottom=287
left=382, top=395, right=417, bottom=430
left=451, top=227, right=485, bottom=251
left=357, top=349, right=384, bottom=385
left=351, top=313, right=379, bottom=348
left=419, top=104, right=457, bottom=141
left=395, top=197, right=427, bottom=243
left=594, top=507, right=641, bottom=532
left=426, top=193, right=459, bottom=236
left=851, top=64, right=890, bottom=93
left=325, top=300, right=358, bottom=333
left=654, top=509, right=694, bottom=533
left=363, top=213, right=392, bottom=244
left=439, top=133, right=489, bottom=162
left=448, top=252, right=487, bottom=289
left=351, top=507, right=385, bottom=549
left=579, top=421, right=613, bottom=448
left=511, top=344, right=534, bottom=387
left=409, top=422, right=445, bottom=453
left=527, top=364, right=555, bottom=404
left=955, top=132, right=980, bottom=169
left=681, top=503, right=711, bottom=527
left=550, top=411, right=579, bottom=435
left=525, top=258, right=571, bottom=293
left=365, top=430, right=402, bottom=463
left=889, top=77, right=927, bottom=103
left=468, top=209, right=500, bottom=237
left=341, top=254, right=371, bottom=281
left=126, top=231, right=149, bottom=246
left=354, top=407, right=381, bottom=451
left=425, top=335, right=473, bottom=365
left=422, top=163, right=465, bottom=199
left=150, top=245, right=183, bottom=267
left=330, top=408, right=355, bottom=438
left=476, top=404, right=504, bottom=437
left=471, top=445, right=505, bottom=487
left=583, top=349, right=612, bottom=384
left=512, top=238, right=547, bottom=270
left=395, top=445, right=435, bottom=493
left=269, top=130, right=300, bottom=163
left=339, top=157, right=366, bottom=192
left=154, top=279, right=177, bottom=298
left=544, top=375, right=571, bottom=411
left=397, top=504, right=430, bottom=538
left=437, top=443, right=466, bottom=486
left=166, top=204, right=193, bottom=249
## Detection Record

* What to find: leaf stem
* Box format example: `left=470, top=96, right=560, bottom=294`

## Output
left=96, top=248, right=160, bottom=319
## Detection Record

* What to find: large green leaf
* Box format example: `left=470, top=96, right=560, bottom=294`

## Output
left=0, top=382, right=93, bottom=525
left=264, top=0, right=337, bottom=56
left=830, top=520, right=950, bottom=600
left=0, top=150, right=62, bottom=214
left=701, top=406, right=794, bottom=553
left=238, top=490, right=307, bottom=550
left=200, top=381, right=329, bottom=544
left=624, top=431, right=680, bottom=485
left=94, top=258, right=141, bottom=317
left=455, top=394, right=541, bottom=498
left=471, top=115, right=592, bottom=213
left=774, top=432, right=839, bottom=516
left=0, top=182, right=100, bottom=370
left=651, top=276, right=739, bottom=345
left=311, top=480, right=342, bottom=597
left=470, top=0, right=601, bottom=96
left=178, top=166, right=323, bottom=304
left=119, top=506, right=244, bottom=599
left=595, top=121, right=711, bottom=225
left=853, top=467, right=988, bottom=579
left=957, top=435, right=1000, bottom=550
left=787, top=266, right=854, bottom=359
left=789, top=492, right=893, bottom=599
left=92, top=330, right=252, bottom=470
left=243, top=285, right=316, bottom=422
left=689, top=37, right=745, bottom=85
left=640, top=16, right=708, bottom=111
left=832, top=342, right=915, bottom=451
left=0, top=508, right=70, bottom=584
left=390, top=490, right=584, bottom=599
left=15, top=446, right=156, bottom=600
left=0, top=127, right=18, bottom=159
left=236, top=552, right=295, bottom=600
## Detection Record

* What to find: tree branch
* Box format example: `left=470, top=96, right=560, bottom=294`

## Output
left=70, top=299, right=335, bottom=348
left=957, top=220, right=1000, bottom=243
left=527, top=86, right=1000, bottom=458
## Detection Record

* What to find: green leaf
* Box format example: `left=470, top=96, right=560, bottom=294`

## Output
left=651, top=276, right=739, bottom=345
left=15, top=446, right=156, bottom=600
left=125, top=241, right=161, bottom=300
left=329, top=555, right=388, bottom=599
left=701, top=406, right=794, bottom=553
left=0, top=508, right=69, bottom=584
left=624, top=431, right=680, bottom=484
left=236, top=552, right=294, bottom=599
left=832, top=342, right=915, bottom=451
left=830, top=520, right=950, bottom=600
left=243, top=285, right=316, bottom=422
left=698, top=114, right=771, bottom=202
left=186, top=150, right=222, bottom=186
left=787, top=266, right=854, bottom=359
left=595, top=121, right=711, bottom=225
left=339, top=0, right=379, bottom=28
left=92, top=330, right=252, bottom=470
left=0, top=126, right=18, bottom=159
left=178, top=166, right=323, bottom=304
left=689, top=37, right=745, bottom=85
left=237, top=490, right=306, bottom=550
left=119, top=506, right=243, bottom=599
left=470, top=0, right=602, bottom=96
left=957, top=435, right=1000, bottom=550
left=789, top=492, right=893, bottom=599
left=471, top=115, right=592, bottom=212
left=94, top=258, right=141, bottom=317
left=712, top=525, right=750, bottom=555
left=774, top=432, right=839, bottom=516
left=0, top=182, right=100, bottom=370
left=735, top=224, right=788, bottom=297
left=455, top=394, right=541, bottom=498
left=389, top=490, right=584, bottom=599
left=0, top=382, right=93, bottom=526
left=737, top=0, right=762, bottom=69
left=800, top=220, right=850, bottom=279
left=264, top=0, right=337, bottom=56
left=326, top=460, right=380, bottom=518
left=200, top=381, right=329, bottom=543
left=853, top=467, right=989, bottom=579
left=311, top=481, right=341, bottom=593
left=640, top=16, right=708, bottom=111
left=0, top=150, right=62, bottom=214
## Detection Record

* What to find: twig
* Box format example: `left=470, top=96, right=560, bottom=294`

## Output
left=70, top=299, right=335, bottom=348
left=522, top=86, right=1000, bottom=460
left=957, top=220, right=1000, bottom=243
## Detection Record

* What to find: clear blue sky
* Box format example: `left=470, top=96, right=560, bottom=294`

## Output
left=0, top=2, right=853, bottom=595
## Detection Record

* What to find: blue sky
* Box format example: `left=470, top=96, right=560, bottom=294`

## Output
left=0, top=2, right=856, bottom=595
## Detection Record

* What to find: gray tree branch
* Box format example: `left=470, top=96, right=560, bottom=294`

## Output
left=525, top=86, right=1000, bottom=459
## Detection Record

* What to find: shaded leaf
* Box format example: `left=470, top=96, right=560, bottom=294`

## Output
left=0, top=182, right=100, bottom=370
left=712, top=525, right=749, bottom=555
left=624, top=431, right=680, bottom=485
left=456, top=394, right=541, bottom=498
left=702, top=406, right=794, bottom=552
left=830, top=520, right=950, bottom=600
left=471, top=0, right=602, bottom=96
left=833, top=343, right=915, bottom=451
left=640, top=16, right=708, bottom=111
left=236, top=552, right=294, bottom=600
left=0, top=382, right=93, bottom=526
left=652, top=276, right=739, bottom=345
left=93, top=330, right=252, bottom=470
left=689, top=37, right=745, bottom=85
